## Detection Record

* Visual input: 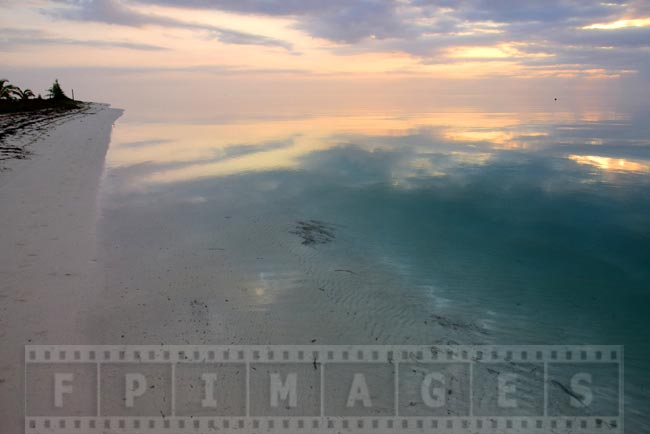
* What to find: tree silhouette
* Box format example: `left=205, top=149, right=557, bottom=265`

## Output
left=0, top=79, right=18, bottom=100
left=47, top=79, right=69, bottom=100
left=13, top=88, right=35, bottom=100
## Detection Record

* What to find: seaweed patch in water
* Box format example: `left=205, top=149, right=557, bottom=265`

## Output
left=290, top=219, right=336, bottom=245
left=428, top=314, right=489, bottom=335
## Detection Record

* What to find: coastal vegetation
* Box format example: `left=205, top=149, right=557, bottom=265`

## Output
left=0, top=78, right=81, bottom=114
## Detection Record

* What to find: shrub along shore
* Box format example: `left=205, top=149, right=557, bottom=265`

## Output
left=0, top=78, right=82, bottom=114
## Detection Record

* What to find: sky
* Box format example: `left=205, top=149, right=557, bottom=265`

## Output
left=1, top=0, right=649, bottom=114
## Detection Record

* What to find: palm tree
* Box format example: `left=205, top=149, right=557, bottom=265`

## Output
left=13, top=88, right=35, bottom=100
left=0, top=79, right=10, bottom=99
left=0, top=79, right=18, bottom=100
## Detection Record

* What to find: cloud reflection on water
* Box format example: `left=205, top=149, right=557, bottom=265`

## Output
left=106, top=110, right=650, bottom=191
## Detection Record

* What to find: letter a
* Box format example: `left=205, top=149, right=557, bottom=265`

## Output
left=347, top=374, right=372, bottom=408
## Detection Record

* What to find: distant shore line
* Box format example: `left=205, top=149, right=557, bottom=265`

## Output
left=0, top=97, right=83, bottom=114
left=0, top=78, right=109, bottom=162
left=0, top=78, right=81, bottom=114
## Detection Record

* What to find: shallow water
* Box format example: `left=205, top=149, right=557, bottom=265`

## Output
left=99, top=106, right=650, bottom=429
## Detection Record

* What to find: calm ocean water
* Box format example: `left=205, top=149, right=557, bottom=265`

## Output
left=98, top=105, right=649, bottom=429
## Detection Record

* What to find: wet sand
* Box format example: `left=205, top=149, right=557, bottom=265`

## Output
left=0, top=104, right=123, bottom=433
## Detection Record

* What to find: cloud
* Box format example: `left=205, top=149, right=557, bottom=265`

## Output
left=295, top=1, right=409, bottom=43
left=129, top=0, right=626, bottom=39
left=47, top=0, right=294, bottom=51
left=414, top=2, right=649, bottom=76
left=129, top=0, right=414, bottom=43
left=126, top=0, right=346, bottom=16
left=433, top=0, right=624, bottom=24
left=177, top=64, right=311, bottom=75
left=38, top=0, right=650, bottom=76
left=205, top=28, right=292, bottom=51
left=0, top=27, right=166, bottom=51
left=0, top=63, right=312, bottom=76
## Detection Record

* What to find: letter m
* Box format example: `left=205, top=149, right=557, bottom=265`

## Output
left=270, top=373, right=297, bottom=408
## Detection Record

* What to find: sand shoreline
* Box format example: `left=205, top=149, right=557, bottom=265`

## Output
left=0, top=103, right=123, bottom=433
left=0, top=102, right=101, bottom=168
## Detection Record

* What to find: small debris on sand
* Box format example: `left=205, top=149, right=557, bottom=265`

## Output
left=551, top=379, right=587, bottom=406
left=334, top=269, right=357, bottom=275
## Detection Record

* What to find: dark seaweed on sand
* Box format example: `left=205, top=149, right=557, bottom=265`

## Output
left=0, top=103, right=93, bottom=162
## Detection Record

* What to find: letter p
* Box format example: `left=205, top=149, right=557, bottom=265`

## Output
left=125, top=373, right=147, bottom=408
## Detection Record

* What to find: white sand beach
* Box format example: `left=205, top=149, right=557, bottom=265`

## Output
left=0, top=104, right=123, bottom=433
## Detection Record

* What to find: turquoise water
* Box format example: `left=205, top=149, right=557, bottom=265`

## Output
left=100, top=107, right=650, bottom=430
